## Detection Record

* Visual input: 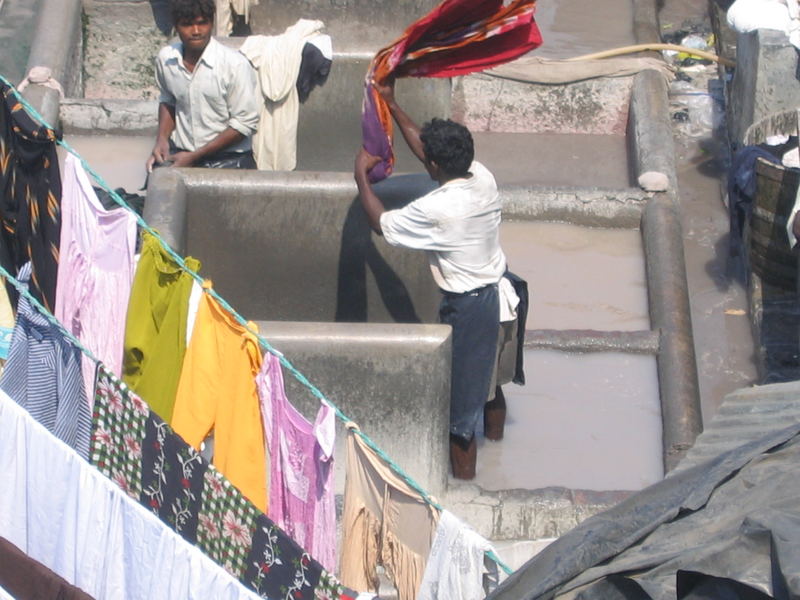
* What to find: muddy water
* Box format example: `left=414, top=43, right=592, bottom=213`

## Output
left=501, top=221, right=650, bottom=331
left=474, top=132, right=632, bottom=188
left=0, top=0, right=40, bottom=84
left=475, top=348, right=663, bottom=491
left=57, top=135, right=153, bottom=194
left=534, top=0, right=637, bottom=60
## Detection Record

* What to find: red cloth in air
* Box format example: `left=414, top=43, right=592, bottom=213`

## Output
left=362, top=0, right=543, bottom=182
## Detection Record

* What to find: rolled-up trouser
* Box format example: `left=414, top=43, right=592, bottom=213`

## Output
left=439, top=283, right=500, bottom=441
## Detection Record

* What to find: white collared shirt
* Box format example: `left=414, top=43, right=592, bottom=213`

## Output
left=155, top=37, right=259, bottom=153
left=380, top=161, right=509, bottom=294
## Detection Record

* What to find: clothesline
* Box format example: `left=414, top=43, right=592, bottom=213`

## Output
left=0, top=73, right=512, bottom=576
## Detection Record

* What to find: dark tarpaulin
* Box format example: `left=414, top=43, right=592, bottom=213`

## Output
left=488, top=423, right=800, bottom=600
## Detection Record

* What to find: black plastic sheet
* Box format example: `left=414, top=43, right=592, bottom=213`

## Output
left=488, top=423, right=800, bottom=600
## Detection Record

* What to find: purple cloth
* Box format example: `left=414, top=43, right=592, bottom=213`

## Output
left=257, top=352, right=336, bottom=572
left=361, top=84, right=393, bottom=183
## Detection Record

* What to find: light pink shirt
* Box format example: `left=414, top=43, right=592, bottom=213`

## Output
left=55, top=154, right=137, bottom=404
left=256, top=352, right=336, bottom=571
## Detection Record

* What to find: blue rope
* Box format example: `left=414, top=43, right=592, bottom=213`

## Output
left=0, top=73, right=514, bottom=576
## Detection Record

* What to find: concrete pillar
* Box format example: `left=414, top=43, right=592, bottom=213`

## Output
left=642, top=195, right=703, bottom=471
left=728, top=29, right=800, bottom=146
left=255, top=320, right=452, bottom=496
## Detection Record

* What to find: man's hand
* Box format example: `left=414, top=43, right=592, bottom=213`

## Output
left=146, top=138, right=171, bottom=172
left=792, top=212, right=800, bottom=244
left=168, top=150, right=197, bottom=168
left=354, top=147, right=381, bottom=179
left=371, top=76, right=396, bottom=104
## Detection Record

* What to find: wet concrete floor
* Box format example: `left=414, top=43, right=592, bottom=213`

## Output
left=477, top=348, right=662, bottom=491
left=500, top=222, right=649, bottom=331
left=533, top=0, right=637, bottom=59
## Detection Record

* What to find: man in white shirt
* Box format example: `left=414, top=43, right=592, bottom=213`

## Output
left=146, top=0, right=259, bottom=171
left=354, top=79, right=515, bottom=480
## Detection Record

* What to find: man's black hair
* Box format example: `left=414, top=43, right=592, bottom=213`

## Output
left=420, top=118, right=474, bottom=177
left=171, top=0, right=215, bottom=25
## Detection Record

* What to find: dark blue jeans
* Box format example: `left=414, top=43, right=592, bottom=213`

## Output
left=439, top=284, right=500, bottom=441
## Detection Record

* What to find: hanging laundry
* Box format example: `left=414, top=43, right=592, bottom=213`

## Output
left=0, top=389, right=267, bottom=600
left=340, top=429, right=439, bottom=600
left=91, top=365, right=355, bottom=600
left=257, top=351, right=336, bottom=572
left=0, top=81, right=62, bottom=311
left=0, top=536, right=93, bottom=600
left=55, top=154, right=137, bottom=404
left=417, top=510, right=499, bottom=600
left=362, top=0, right=543, bottom=182
left=240, top=20, right=331, bottom=171
left=0, top=280, right=13, bottom=361
left=122, top=231, right=200, bottom=422
left=216, top=0, right=259, bottom=37
left=0, top=263, right=91, bottom=459
left=171, top=285, right=267, bottom=512
left=296, top=36, right=333, bottom=103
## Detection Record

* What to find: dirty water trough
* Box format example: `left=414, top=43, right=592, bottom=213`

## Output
left=11, top=0, right=702, bottom=571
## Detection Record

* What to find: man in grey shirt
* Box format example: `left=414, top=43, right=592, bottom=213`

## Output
left=146, top=0, right=259, bottom=171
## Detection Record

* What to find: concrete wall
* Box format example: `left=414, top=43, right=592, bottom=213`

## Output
left=145, top=168, right=441, bottom=324
left=728, top=29, right=800, bottom=146
left=246, top=0, right=440, bottom=52
left=255, top=321, right=451, bottom=495
left=453, top=73, right=632, bottom=136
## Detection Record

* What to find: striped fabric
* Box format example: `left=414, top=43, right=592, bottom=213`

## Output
left=0, top=263, right=91, bottom=459
left=362, top=0, right=543, bottom=182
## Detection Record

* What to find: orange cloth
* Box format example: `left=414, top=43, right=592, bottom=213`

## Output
left=171, top=286, right=267, bottom=512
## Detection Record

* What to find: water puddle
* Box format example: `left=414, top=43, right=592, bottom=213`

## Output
left=475, top=348, right=663, bottom=491
left=501, top=221, right=650, bottom=331
left=0, top=0, right=40, bottom=84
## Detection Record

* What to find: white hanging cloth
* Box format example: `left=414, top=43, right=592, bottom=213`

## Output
left=240, top=19, right=327, bottom=171
left=0, top=389, right=264, bottom=600
left=417, top=510, right=499, bottom=600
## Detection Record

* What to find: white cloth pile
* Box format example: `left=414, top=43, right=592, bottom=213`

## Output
left=727, top=0, right=800, bottom=48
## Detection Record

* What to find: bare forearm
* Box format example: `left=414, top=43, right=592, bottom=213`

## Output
left=385, top=99, right=425, bottom=163
left=354, top=170, right=385, bottom=234
left=190, top=127, right=245, bottom=161
left=156, top=102, right=176, bottom=145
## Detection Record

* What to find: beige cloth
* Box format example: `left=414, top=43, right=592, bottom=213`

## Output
left=215, top=0, right=259, bottom=37
left=240, top=19, right=326, bottom=171
left=340, top=430, right=439, bottom=600
left=486, top=55, right=674, bottom=85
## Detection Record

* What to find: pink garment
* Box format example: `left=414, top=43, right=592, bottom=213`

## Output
left=55, top=154, right=137, bottom=404
left=256, top=352, right=336, bottom=572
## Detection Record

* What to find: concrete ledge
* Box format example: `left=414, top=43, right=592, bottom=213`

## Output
left=444, top=483, right=633, bottom=541
left=254, top=320, right=452, bottom=497
left=60, top=98, right=158, bottom=134
left=501, top=185, right=651, bottom=227
left=641, top=195, right=703, bottom=471
left=628, top=70, right=678, bottom=192
left=525, top=329, right=660, bottom=355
